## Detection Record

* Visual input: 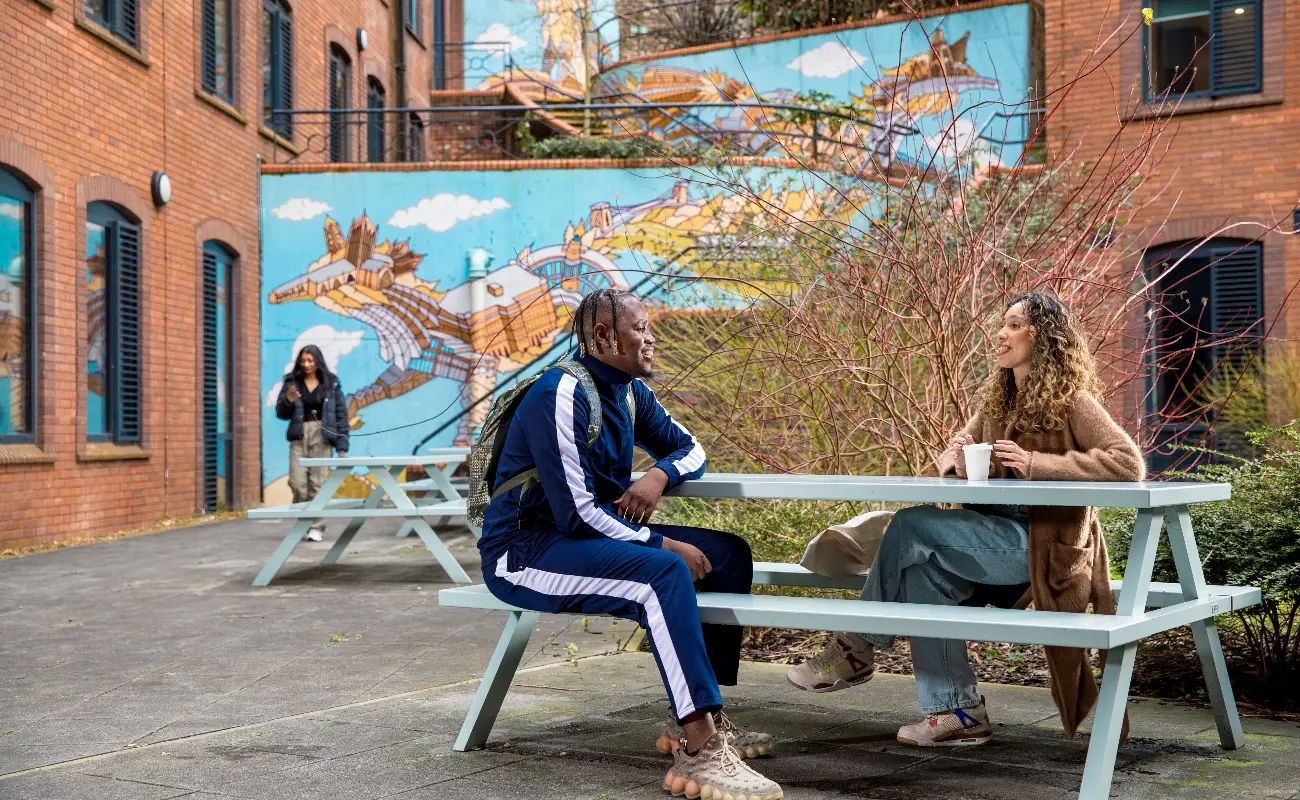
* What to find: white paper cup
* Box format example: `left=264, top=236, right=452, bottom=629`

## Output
left=963, top=443, right=993, bottom=481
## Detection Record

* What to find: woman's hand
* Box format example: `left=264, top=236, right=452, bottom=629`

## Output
left=662, top=537, right=711, bottom=581
left=285, top=383, right=301, bottom=403
left=946, top=434, right=974, bottom=477
left=994, top=440, right=1031, bottom=474
left=615, top=468, right=668, bottom=525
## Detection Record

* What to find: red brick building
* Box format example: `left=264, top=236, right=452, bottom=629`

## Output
left=1044, top=0, right=1298, bottom=464
left=0, top=0, right=449, bottom=547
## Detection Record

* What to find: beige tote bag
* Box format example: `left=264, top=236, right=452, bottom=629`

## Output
left=798, top=510, right=894, bottom=577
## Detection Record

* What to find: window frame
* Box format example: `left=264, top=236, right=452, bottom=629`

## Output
left=366, top=78, right=387, bottom=163
left=405, top=0, right=421, bottom=40
left=85, top=0, right=139, bottom=48
left=1143, top=237, right=1264, bottom=470
left=262, top=0, right=294, bottom=138
left=328, top=44, right=352, bottom=163
left=0, top=169, right=37, bottom=445
left=86, top=201, right=143, bottom=445
left=201, top=0, right=236, bottom=103
left=1142, top=0, right=1263, bottom=102
left=201, top=240, right=236, bottom=511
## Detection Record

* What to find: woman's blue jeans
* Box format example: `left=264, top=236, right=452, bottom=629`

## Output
left=844, top=505, right=1030, bottom=714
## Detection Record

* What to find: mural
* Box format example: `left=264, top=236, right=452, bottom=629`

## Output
left=259, top=4, right=1030, bottom=499
left=471, top=2, right=1031, bottom=173
left=260, top=168, right=856, bottom=501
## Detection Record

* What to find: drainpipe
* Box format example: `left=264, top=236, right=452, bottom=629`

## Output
left=467, top=248, right=492, bottom=324
left=395, top=0, right=408, bottom=157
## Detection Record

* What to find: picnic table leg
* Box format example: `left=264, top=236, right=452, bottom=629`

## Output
left=397, top=466, right=460, bottom=537
left=252, top=467, right=351, bottom=587
left=1079, top=509, right=1162, bottom=799
left=455, top=610, right=538, bottom=751
left=1164, top=506, right=1244, bottom=750
left=322, top=466, right=401, bottom=566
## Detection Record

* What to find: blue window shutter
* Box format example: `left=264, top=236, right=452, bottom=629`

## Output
left=279, top=10, right=293, bottom=134
left=1208, top=242, right=1263, bottom=370
left=1211, top=0, right=1261, bottom=96
left=112, top=221, right=142, bottom=443
left=202, top=249, right=219, bottom=511
left=120, top=0, right=139, bottom=47
left=201, top=0, right=218, bottom=94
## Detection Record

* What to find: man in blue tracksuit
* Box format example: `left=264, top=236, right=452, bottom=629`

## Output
left=479, top=290, right=783, bottom=799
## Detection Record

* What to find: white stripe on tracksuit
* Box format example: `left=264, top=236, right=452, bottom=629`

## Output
left=495, top=556, right=696, bottom=718
left=554, top=374, right=652, bottom=543
left=666, top=415, right=706, bottom=476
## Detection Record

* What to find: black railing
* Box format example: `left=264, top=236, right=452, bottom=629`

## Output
left=266, top=102, right=1043, bottom=171
left=431, top=41, right=519, bottom=90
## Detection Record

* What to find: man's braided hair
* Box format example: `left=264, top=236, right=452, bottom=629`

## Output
left=572, top=288, right=633, bottom=357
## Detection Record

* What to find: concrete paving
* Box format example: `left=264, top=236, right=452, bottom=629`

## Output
left=1, top=516, right=1297, bottom=799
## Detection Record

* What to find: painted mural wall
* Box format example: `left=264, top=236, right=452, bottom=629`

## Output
left=259, top=166, right=850, bottom=501
left=464, top=0, right=618, bottom=93
left=259, top=3, right=1031, bottom=500
left=467, top=2, right=1031, bottom=170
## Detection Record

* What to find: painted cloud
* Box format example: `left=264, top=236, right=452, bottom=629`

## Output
left=271, top=198, right=333, bottom=222
left=265, top=324, right=366, bottom=407
left=786, top=42, right=869, bottom=79
left=474, top=23, right=528, bottom=54
left=387, top=194, right=511, bottom=233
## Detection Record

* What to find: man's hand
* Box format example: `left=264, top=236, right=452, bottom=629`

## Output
left=662, top=537, right=711, bottom=581
left=615, top=467, right=668, bottom=526
left=946, top=434, right=974, bottom=478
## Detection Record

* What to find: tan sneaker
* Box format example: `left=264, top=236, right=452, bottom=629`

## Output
left=785, top=635, right=874, bottom=693
left=656, top=710, right=776, bottom=759
left=896, top=696, right=993, bottom=747
left=662, top=731, right=783, bottom=799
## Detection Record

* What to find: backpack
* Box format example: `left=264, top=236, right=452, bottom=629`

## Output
left=466, top=359, right=636, bottom=529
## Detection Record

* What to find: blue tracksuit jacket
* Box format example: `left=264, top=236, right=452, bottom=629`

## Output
left=478, top=353, right=707, bottom=567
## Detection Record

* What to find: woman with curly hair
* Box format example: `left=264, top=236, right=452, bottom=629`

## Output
left=787, top=291, right=1144, bottom=747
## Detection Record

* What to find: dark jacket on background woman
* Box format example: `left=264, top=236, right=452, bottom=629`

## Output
left=275, top=374, right=351, bottom=453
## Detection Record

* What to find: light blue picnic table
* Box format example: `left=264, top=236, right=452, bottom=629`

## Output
left=248, top=452, right=470, bottom=586
left=439, top=473, right=1256, bottom=800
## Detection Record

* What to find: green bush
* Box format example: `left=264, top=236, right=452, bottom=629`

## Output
left=520, top=134, right=725, bottom=162
left=1103, top=423, right=1300, bottom=687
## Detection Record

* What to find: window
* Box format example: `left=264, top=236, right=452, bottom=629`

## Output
left=1145, top=0, right=1262, bottom=99
left=86, top=202, right=143, bottom=444
left=432, top=0, right=446, bottom=89
left=1145, top=238, right=1263, bottom=470
left=202, top=242, right=234, bottom=510
left=262, top=0, right=293, bottom=137
left=407, top=113, right=425, bottom=161
left=406, top=0, right=420, bottom=38
left=328, top=45, right=352, bottom=163
left=0, top=169, right=36, bottom=443
left=366, top=78, right=386, bottom=163
left=85, top=0, right=140, bottom=47
left=201, top=0, right=235, bottom=101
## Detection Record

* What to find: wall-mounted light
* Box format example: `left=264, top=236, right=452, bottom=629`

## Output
left=1234, top=6, right=1245, bottom=13
left=151, top=171, right=171, bottom=207
left=356, top=28, right=368, bottom=51
left=467, top=248, right=493, bottom=279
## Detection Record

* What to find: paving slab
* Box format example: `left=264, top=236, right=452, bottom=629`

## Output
left=1, top=516, right=1297, bottom=800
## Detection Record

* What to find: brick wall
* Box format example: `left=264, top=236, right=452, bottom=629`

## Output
left=0, top=0, right=438, bottom=548
left=1043, top=0, right=1300, bottom=420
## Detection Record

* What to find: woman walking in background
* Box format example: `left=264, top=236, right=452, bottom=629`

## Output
left=276, top=345, right=350, bottom=541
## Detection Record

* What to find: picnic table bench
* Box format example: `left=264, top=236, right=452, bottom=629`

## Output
left=438, top=473, right=1259, bottom=800
left=249, top=449, right=471, bottom=586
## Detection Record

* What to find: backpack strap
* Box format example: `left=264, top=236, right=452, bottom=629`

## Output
left=487, top=359, right=605, bottom=506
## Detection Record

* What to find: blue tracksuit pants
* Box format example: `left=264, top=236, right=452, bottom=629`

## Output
left=482, top=523, right=752, bottom=723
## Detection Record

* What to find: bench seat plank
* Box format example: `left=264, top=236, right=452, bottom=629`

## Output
left=749, top=562, right=1262, bottom=611
left=438, top=584, right=1226, bottom=650
left=248, top=500, right=465, bottom=519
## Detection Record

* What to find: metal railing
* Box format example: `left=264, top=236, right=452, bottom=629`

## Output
left=431, top=41, right=518, bottom=91
left=265, top=101, right=1042, bottom=170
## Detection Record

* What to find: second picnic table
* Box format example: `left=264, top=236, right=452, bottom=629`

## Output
left=247, top=449, right=471, bottom=586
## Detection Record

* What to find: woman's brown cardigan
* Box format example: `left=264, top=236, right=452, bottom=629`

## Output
left=936, top=391, right=1145, bottom=738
